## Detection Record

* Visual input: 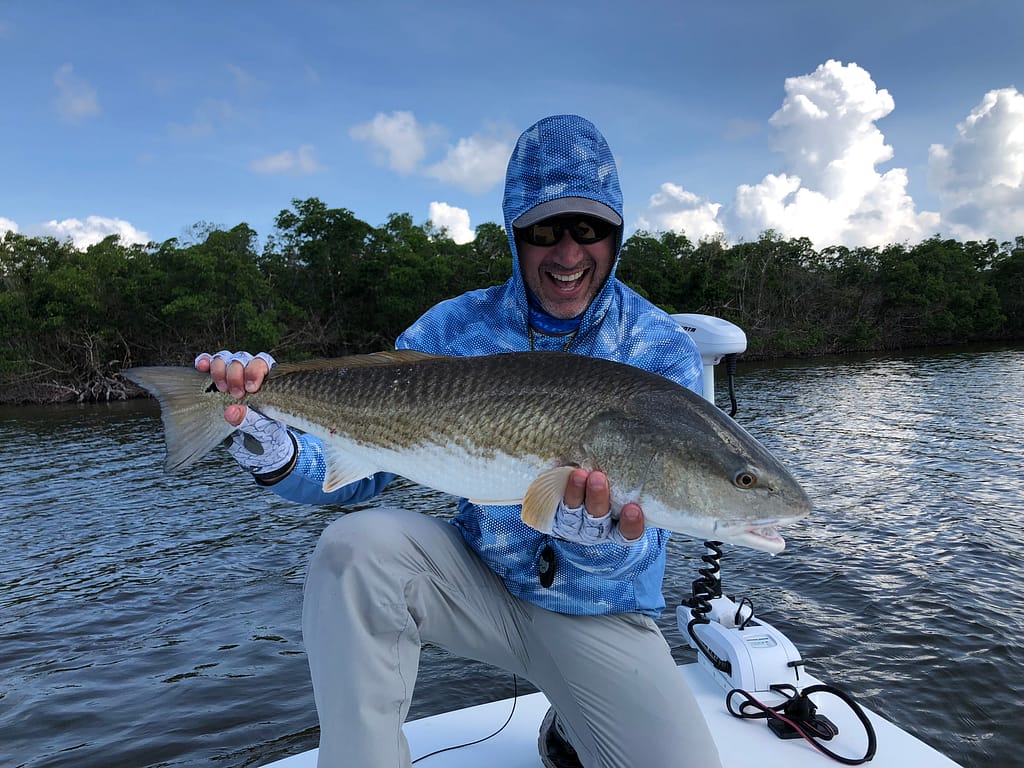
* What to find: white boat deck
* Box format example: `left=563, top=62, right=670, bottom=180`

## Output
left=261, top=663, right=961, bottom=767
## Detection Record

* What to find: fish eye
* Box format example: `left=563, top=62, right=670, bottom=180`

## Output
left=733, top=470, right=758, bottom=489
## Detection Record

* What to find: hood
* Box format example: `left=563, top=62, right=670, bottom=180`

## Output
left=502, top=115, right=624, bottom=333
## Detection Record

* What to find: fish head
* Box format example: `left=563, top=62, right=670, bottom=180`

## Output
left=581, top=400, right=812, bottom=553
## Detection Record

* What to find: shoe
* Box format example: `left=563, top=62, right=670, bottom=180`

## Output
left=538, top=706, right=583, bottom=768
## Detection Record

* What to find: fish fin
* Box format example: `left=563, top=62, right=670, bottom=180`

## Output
left=270, top=350, right=441, bottom=377
left=321, top=445, right=378, bottom=493
left=521, top=466, right=576, bottom=534
left=468, top=497, right=526, bottom=507
left=122, top=366, right=236, bottom=473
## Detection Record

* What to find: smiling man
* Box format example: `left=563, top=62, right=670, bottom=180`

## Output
left=514, top=199, right=619, bottom=320
left=198, top=115, right=720, bottom=768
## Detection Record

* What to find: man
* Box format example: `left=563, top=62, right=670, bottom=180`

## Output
left=199, top=115, right=722, bottom=768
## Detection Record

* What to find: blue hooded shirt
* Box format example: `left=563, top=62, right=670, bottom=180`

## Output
left=272, top=114, right=703, bottom=617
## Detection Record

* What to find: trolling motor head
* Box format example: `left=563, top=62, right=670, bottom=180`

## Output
left=671, top=314, right=746, bottom=407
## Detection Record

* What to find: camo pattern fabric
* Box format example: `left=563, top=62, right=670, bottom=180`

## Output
left=273, top=115, right=704, bottom=617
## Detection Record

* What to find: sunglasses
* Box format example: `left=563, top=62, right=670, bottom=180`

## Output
left=515, top=215, right=616, bottom=247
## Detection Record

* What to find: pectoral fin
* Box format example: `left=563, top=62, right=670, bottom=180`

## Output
left=321, top=445, right=378, bottom=492
left=521, top=466, right=575, bottom=534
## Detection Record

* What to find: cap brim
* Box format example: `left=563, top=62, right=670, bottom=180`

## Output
left=513, top=197, right=623, bottom=228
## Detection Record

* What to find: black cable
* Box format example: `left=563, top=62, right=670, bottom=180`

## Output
left=734, top=596, right=755, bottom=629
left=411, top=675, right=519, bottom=764
left=726, top=684, right=877, bottom=765
left=682, top=541, right=733, bottom=674
left=724, top=353, right=739, bottom=417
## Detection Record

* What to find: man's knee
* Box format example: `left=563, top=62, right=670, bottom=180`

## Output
left=309, top=507, right=439, bottom=580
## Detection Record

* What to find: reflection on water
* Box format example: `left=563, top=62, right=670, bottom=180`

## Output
left=1, top=347, right=1021, bottom=768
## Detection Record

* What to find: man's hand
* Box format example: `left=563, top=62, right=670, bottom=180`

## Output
left=195, top=350, right=274, bottom=425
left=552, top=467, right=645, bottom=545
left=194, top=351, right=296, bottom=483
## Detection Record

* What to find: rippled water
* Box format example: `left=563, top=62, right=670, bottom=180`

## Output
left=2, top=347, right=1022, bottom=768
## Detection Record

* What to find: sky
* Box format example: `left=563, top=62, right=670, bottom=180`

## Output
left=2, top=1, right=1022, bottom=251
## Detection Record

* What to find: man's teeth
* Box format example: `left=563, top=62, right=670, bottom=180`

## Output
left=551, top=270, right=584, bottom=282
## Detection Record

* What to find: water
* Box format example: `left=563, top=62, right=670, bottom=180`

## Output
left=2, top=348, right=1022, bottom=768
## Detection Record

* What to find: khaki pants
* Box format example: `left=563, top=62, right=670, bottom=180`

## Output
left=302, top=507, right=722, bottom=768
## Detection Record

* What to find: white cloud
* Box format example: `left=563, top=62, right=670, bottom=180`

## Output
left=53, top=63, right=100, bottom=122
left=928, top=87, right=1024, bottom=242
left=635, top=183, right=723, bottom=242
left=428, top=202, right=475, bottom=244
left=727, top=60, right=937, bottom=247
left=251, top=144, right=324, bottom=175
left=351, top=112, right=511, bottom=194
left=34, top=216, right=150, bottom=249
left=424, top=133, right=512, bottom=194
left=350, top=110, right=443, bottom=174
left=641, top=60, right=944, bottom=248
left=0, top=217, right=18, bottom=236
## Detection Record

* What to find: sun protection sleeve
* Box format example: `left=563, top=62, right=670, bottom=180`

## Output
left=266, top=432, right=396, bottom=506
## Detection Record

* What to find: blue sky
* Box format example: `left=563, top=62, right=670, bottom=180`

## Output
left=2, top=1, right=1022, bottom=250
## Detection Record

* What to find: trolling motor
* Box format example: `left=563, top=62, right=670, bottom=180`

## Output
left=671, top=316, right=805, bottom=691
left=672, top=315, right=876, bottom=763
left=678, top=543, right=804, bottom=694
left=677, top=548, right=876, bottom=764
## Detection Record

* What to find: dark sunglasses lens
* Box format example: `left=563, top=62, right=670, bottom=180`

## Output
left=570, top=217, right=612, bottom=244
left=525, top=221, right=563, bottom=246
left=518, top=215, right=614, bottom=247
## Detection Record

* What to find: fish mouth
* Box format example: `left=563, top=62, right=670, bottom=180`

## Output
left=727, top=525, right=787, bottom=554
left=712, top=519, right=800, bottom=554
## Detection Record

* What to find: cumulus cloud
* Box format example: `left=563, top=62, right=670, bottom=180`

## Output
left=424, top=132, right=512, bottom=194
left=351, top=112, right=511, bottom=194
left=728, top=60, right=938, bottom=247
left=34, top=217, right=150, bottom=249
left=639, top=60, right=948, bottom=248
left=1, top=217, right=18, bottom=236
left=53, top=63, right=100, bottom=122
left=350, top=110, right=444, bottom=174
left=928, top=87, right=1024, bottom=242
left=635, top=183, right=723, bottom=242
left=429, top=202, right=475, bottom=244
left=251, top=144, right=324, bottom=175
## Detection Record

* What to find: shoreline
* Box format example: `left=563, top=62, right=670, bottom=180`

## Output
left=2, top=340, right=1021, bottom=406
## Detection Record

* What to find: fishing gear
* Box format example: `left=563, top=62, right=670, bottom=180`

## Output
left=681, top=541, right=804, bottom=691
left=723, top=352, right=739, bottom=417
left=726, top=683, right=877, bottom=765
left=679, top=541, right=878, bottom=764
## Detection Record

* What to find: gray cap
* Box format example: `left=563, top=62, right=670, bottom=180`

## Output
left=512, top=196, right=623, bottom=228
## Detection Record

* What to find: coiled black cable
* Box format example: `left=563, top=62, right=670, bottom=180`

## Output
left=683, top=541, right=733, bottom=674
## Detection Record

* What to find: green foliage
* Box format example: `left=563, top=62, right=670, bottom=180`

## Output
left=0, top=199, right=1019, bottom=403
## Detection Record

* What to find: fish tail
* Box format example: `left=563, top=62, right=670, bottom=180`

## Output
left=122, top=367, right=237, bottom=473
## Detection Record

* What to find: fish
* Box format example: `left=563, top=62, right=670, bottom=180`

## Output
left=122, top=350, right=811, bottom=553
